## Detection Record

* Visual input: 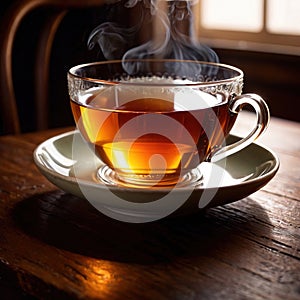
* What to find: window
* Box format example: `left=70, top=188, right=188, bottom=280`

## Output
left=197, top=0, right=300, bottom=55
left=201, top=0, right=264, bottom=33
left=267, top=0, right=300, bottom=35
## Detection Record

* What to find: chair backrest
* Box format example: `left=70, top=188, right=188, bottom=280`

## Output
left=0, top=0, right=107, bottom=135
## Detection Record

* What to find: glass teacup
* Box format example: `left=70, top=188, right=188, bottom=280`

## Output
left=68, top=59, right=269, bottom=188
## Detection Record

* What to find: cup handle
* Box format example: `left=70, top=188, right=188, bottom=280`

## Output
left=211, top=93, right=270, bottom=162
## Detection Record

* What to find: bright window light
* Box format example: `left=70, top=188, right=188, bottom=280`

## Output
left=267, top=0, right=300, bottom=35
left=201, top=0, right=264, bottom=32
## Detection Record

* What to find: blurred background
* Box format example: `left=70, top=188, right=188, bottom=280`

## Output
left=0, top=0, right=299, bottom=134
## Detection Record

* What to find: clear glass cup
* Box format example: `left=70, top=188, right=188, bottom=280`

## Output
left=68, top=59, right=269, bottom=187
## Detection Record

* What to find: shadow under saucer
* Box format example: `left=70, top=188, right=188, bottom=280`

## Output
left=13, top=190, right=271, bottom=265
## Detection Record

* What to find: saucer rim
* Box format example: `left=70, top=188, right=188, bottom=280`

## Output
left=33, top=130, right=280, bottom=193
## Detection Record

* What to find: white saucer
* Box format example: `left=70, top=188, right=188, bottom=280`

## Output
left=33, top=130, right=279, bottom=223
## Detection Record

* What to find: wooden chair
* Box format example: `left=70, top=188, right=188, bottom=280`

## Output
left=0, top=0, right=107, bottom=135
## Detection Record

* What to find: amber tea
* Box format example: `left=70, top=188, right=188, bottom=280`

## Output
left=71, top=91, right=235, bottom=186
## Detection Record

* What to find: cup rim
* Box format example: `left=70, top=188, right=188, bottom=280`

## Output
left=68, top=59, right=243, bottom=86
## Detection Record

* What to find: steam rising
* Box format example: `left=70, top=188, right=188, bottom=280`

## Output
left=88, top=0, right=219, bottom=74
left=88, top=22, right=138, bottom=60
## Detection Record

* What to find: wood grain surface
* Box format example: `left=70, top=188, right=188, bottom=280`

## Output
left=0, top=113, right=299, bottom=300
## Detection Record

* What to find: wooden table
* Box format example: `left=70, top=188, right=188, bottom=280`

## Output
left=0, top=112, right=299, bottom=299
